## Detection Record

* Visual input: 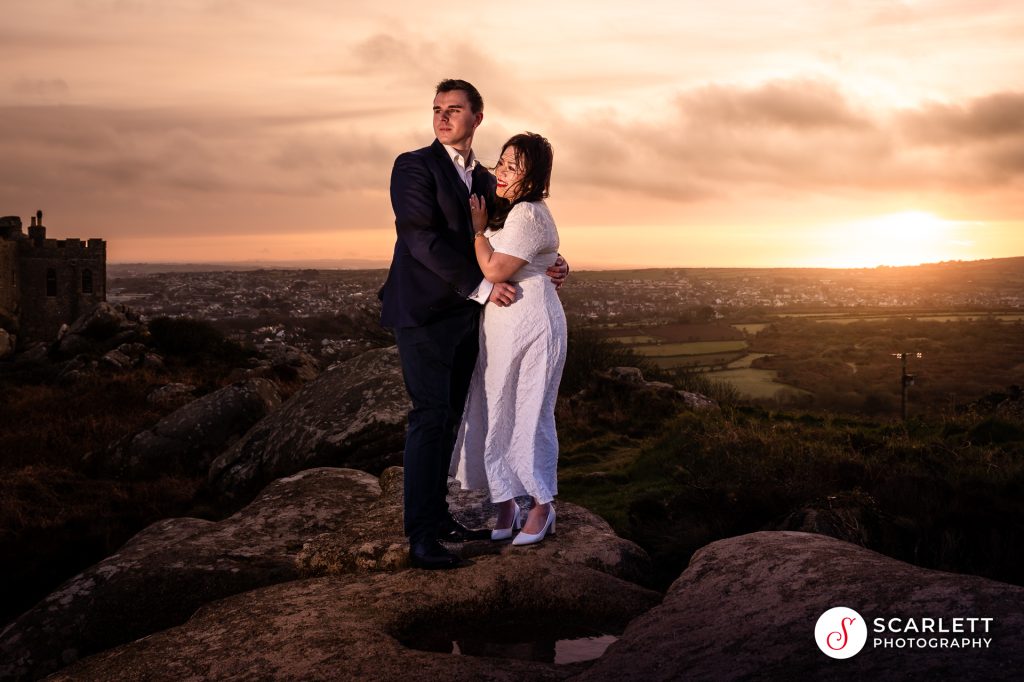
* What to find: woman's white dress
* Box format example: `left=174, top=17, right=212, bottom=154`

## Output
left=450, top=200, right=567, bottom=504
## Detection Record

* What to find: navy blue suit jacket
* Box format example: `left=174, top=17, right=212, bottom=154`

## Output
left=380, top=139, right=497, bottom=328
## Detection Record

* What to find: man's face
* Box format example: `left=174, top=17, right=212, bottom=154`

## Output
left=433, top=90, right=482, bottom=151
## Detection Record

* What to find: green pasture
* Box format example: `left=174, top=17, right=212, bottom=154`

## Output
left=649, top=352, right=746, bottom=370
left=607, top=335, right=662, bottom=345
left=634, top=340, right=748, bottom=357
left=813, top=314, right=1024, bottom=325
left=709, top=368, right=812, bottom=400
left=726, top=352, right=772, bottom=369
left=769, top=312, right=1024, bottom=324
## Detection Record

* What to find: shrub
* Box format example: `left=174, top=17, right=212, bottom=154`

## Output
left=148, top=316, right=251, bottom=364
left=560, top=327, right=658, bottom=395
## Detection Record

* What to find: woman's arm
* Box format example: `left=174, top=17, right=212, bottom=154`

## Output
left=474, top=233, right=527, bottom=283
left=470, top=194, right=527, bottom=283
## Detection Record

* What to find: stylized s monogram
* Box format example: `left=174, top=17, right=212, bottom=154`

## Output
left=827, top=617, right=856, bottom=650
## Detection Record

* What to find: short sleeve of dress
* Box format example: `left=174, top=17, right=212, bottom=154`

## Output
left=492, top=202, right=549, bottom=263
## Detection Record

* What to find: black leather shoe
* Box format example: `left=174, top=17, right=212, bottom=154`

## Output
left=409, top=539, right=463, bottom=570
left=438, top=516, right=491, bottom=543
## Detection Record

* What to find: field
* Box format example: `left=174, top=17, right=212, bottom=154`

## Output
left=751, top=315, right=1024, bottom=414
left=769, top=312, right=1024, bottom=324
left=649, top=352, right=747, bottom=370
left=708, top=368, right=813, bottom=400
left=633, top=340, right=749, bottom=357
left=591, top=322, right=808, bottom=398
left=590, top=310, right=1024, bottom=408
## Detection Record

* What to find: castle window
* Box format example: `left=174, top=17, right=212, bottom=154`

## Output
left=82, top=269, right=93, bottom=294
left=46, top=268, right=57, bottom=296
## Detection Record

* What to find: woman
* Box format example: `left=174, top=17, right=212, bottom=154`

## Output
left=450, top=132, right=566, bottom=546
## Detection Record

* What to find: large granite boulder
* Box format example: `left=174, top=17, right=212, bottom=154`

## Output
left=208, top=346, right=409, bottom=504
left=56, top=302, right=142, bottom=356
left=41, top=468, right=659, bottom=682
left=145, top=382, right=197, bottom=408
left=0, top=468, right=382, bottom=682
left=578, top=531, right=1024, bottom=681
left=264, top=342, right=321, bottom=382
left=47, top=560, right=659, bottom=681
left=296, top=467, right=653, bottom=587
left=83, top=378, right=282, bottom=479
left=228, top=342, right=322, bottom=385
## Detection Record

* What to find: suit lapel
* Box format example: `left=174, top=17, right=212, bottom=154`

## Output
left=431, top=139, right=471, bottom=204
left=470, top=163, right=495, bottom=196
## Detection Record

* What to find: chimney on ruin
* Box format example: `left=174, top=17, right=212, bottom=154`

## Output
left=28, top=210, right=46, bottom=243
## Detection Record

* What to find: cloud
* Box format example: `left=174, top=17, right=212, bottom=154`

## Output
left=343, top=32, right=554, bottom=121
left=11, top=78, right=70, bottom=97
left=0, top=104, right=391, bottom=197
left=545, top=79, right=1024, bottom=205
left=900, top=92, right=1024, bottom=143
left=676, top=79, right=871, bottom=130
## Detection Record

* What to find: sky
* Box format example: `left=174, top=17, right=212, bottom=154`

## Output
left=2, top=0, right=1023, bottom=269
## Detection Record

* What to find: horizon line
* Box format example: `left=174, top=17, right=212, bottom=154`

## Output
left=107, top=255, right=1024, bottom=271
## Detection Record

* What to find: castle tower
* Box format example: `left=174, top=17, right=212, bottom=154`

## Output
left=1, top=210, right=107, bottom=347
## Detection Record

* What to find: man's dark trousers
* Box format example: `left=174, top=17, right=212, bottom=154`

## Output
left=393, top=305, right=479, bottom=545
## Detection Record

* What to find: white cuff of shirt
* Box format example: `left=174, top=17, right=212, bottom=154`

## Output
left=467, top=278, right=493, bottom=305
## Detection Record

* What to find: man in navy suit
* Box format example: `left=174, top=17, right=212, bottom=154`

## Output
left=380, top=79, right=567, bottom=569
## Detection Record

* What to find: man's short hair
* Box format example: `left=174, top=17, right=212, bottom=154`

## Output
left=436, top=79, right=484, bottom=114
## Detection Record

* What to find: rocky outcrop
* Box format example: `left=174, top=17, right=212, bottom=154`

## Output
left=603, top=367, right=719, bottom=412
left=56, top=302, right=143, bottom=357
left=579, top=531, right=1024, bottom=681
left=145, top=382, right=197, bottom=408
left=227, top=342, right=322, bottom=385
left=0, top=468, right=383, bottom=682
left=83, top=378, right=282, bottom=479
left=296, top=467, right=653, bottom=587
left=47, top=559, right=658, bottom=682
left=774, top=489, right=917, bottom=560
left=208, top=346, right=410, bottom=504
left=263, top=342, right=321, bottom=382
left=37, top=467, right=658, bottom=682
left=3, top=466, right=657, bottom=681
left=566, top=366, right=717, bottom=437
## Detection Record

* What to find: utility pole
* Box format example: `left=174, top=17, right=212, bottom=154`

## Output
left=891, top=352, right=923, bottom=421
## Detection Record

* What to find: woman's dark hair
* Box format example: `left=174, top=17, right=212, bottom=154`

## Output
left=488, top=132, right=553, bottom=230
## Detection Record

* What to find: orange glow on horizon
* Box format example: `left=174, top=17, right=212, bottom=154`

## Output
left=5, top=3, right=1024, bottom=269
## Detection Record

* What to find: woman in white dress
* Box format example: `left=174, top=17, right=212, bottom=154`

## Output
left=450, top=132, right=566, bottom=546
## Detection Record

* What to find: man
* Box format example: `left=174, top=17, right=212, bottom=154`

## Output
left=380, top=79, right=568, bottom=569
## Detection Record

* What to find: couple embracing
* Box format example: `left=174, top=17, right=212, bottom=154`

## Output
left=379, top=79, right=568, bottom=570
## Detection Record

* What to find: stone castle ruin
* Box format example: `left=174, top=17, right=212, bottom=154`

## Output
left=0, top=210, right=106, bottom=350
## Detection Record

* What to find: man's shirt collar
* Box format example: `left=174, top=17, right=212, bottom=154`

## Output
left=442, top=144, right=479, bottom=172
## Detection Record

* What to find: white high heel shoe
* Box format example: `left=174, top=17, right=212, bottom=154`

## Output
left=512, top=505, right=556, bottom=546
left=491, top=504, right=522, bottom=541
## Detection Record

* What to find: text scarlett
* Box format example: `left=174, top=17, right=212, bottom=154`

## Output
left=873, top=617, right=993, bottom=634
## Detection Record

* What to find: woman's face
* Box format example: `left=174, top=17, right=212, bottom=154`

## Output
left=494, top=146, right=525, bottom=200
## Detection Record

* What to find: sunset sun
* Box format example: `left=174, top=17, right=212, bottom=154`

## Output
left=814, top=211, right=961, bottom=268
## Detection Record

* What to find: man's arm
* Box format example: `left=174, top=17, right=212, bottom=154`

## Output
left=391, top=152, right=485, bottom=297
left=546, top=254, right=568, bottom=289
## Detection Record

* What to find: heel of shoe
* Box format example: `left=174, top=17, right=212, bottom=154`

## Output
left=511, top=506, right=555, bottom=546
left=491, top=504, right=521, bottom=542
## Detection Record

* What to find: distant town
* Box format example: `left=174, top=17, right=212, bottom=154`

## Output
left=106, top=257, right=1024, bottom=362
